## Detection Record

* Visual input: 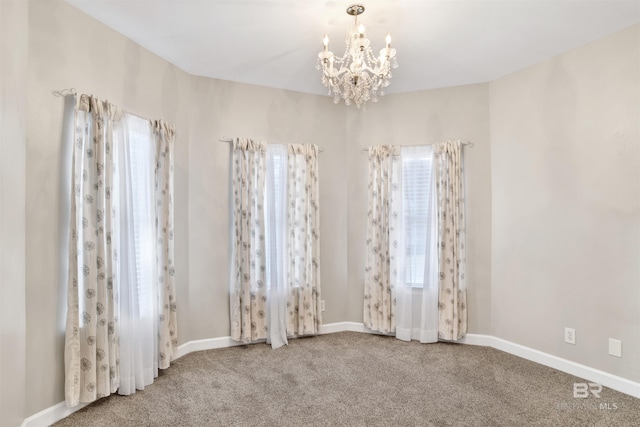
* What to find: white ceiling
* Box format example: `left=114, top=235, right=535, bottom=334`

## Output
left=66, top=0, right=640, bottom=95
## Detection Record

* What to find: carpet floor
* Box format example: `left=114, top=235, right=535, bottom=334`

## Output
left=53, top=331, right=640, bottom=426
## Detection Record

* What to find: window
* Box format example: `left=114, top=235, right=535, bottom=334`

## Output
left=399, top=147, right=435, bottom=287
left=264, top=144, right=288, bottom=292
left=75, top=114, right=156, bottom=323
left=123, top=115, right=156, bottom=318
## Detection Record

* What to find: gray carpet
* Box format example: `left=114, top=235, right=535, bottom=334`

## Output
left=53, top=332, right=640, bottom=426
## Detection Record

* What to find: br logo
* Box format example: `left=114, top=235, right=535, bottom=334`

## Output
left=573, top=382, right=602, bottom=398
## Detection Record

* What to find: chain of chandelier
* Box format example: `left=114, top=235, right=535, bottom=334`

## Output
left=316, top=4, right=397, bottom=109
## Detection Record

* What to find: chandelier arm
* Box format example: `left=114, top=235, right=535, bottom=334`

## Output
left=333, top=64, right=352, bottom=77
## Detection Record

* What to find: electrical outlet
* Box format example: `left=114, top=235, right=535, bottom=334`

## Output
left=564, top=327, right=576, bottom=345
left=609, top=338, right=622, bottom=357
left=320, top=300, right=326, bottom=312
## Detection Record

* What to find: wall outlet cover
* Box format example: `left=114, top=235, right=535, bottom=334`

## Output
left=564, top=327, right=576, bottom=345
left=609, top=338, right=622, bottom=357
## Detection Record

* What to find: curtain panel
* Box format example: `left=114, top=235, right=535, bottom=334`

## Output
left=363, top=145, right=400, bottom=334
left=286, top=144, right=322, bottom=336
left=153, top=120, right=178, bottom=366
left=435, top=141, right=467, bottom=340
left=65, top=95, right=122, bottom=406
left=230, top=138, right=268, bottom=342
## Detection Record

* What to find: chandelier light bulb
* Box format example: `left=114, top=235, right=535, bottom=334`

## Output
left=316, top=4, right=397, bottom=109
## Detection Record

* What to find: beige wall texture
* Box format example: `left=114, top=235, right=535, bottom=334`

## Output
left=490, top=25, right=640, bottom=382
left=4, top=0, right=637, bottom=423
left=0, top=1, right=28, bottom=426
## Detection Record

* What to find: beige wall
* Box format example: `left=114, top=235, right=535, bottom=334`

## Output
left=0, top=1, right=28, bottom=425
left=490, top=25, right=640, bottom=381
left=345, top=85, right=493, bottom=334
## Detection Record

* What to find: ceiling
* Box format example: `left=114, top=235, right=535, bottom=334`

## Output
left=66, top=0, right=640, bottom=96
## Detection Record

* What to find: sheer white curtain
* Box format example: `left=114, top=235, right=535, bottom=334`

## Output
left=394, top=146, right=439, bottom=343
left=115, top=114, right=158, bottom=395
left=265, top=145, right=289, bottom=349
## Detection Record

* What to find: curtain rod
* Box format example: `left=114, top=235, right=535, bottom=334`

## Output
left=53, top=89, right=171, bottom=126
left=360, top=141, right=473, bottom=153
left=219, top=137, right=325, bottom=152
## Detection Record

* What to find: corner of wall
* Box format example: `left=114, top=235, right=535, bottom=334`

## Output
left=0, top=0, right=28, bottom=426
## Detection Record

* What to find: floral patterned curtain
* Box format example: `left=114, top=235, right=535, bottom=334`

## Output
left=286, top=144, right=322, bottom=335
left=65, top=95, right=121, bottom=406
left=363, top=145, right=401, bottom=334
left=230, top=138, right=268, bottom=342
left=153, top=120, right=178, bottom=367
left=435, top=140, right=467, bottom=340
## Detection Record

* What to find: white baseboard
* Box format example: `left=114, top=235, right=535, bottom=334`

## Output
left=319, top=321, right=369, bottom=334
left=174, top=335, right=248, bottom=359
left=453, top=333, right=494, bottom=346
left=21, top=401, right=90, bottom=427
left=22, top=323, right=640, bottom=427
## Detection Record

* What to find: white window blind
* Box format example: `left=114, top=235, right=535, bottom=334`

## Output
left=400, top=147, right=433, bottom=287
left=265, top=145, right=288, bottom=292
left=125, top=115, right=156, bottom=318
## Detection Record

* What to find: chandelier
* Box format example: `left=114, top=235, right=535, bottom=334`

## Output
left=316, top=4, right=397, bottom=109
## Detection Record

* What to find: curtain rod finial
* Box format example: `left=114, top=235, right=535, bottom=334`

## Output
left=53, top=88, right=77, bottom=97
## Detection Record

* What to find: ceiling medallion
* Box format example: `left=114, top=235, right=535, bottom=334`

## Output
left=316, top=4, right=397, bottom=108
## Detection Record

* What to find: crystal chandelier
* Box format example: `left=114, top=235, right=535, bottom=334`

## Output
left=316, top=4, right=397, bottom=108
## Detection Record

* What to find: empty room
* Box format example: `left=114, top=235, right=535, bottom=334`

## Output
left=1, top=0, right=639, bottom=426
